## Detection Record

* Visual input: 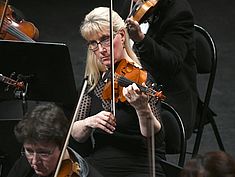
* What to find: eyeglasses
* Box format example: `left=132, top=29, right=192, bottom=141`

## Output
left=88, top=33, right=118, bottom=52
left=21, top=146, right=56, bottom=160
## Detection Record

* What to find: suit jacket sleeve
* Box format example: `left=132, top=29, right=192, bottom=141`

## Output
left=134, top=0, right=195, bottom=81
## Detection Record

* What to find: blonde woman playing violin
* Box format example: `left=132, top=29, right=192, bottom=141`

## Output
left=71, top=7, right=166, bottom=177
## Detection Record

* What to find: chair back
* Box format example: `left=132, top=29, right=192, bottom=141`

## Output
left=191, top=25, right=225, bottom=157
left=194, top=24, right=217, bottom=106
left=159, top=159, right=183, bottom=177
left=161, top=101, right=186, bottom=166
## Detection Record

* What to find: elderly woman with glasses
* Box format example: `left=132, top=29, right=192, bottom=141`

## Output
left=71, top=7, right=166, bottom=177
left=7, top=103, right=103, bottom=177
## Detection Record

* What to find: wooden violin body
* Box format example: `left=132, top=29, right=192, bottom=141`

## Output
left=102, top=59, right=165, bottom=102
left=0, top=1, right=39, bottom=41
left=103, top=59, right=147, bottom=102
left=57, top=159, right=80, bottom=177
left=129, top=0, right=159, bottom=24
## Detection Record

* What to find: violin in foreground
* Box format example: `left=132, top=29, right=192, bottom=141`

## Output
left=102, top=59, right=166, bottom=103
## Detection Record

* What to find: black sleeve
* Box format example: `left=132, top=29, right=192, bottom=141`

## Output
left=135, top=3, right=195, bottom=80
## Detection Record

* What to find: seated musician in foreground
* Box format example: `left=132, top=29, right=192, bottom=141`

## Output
left=71, top=7, right=166, bottom=177
left=180, top=151, right=235, bottom=177
left=7, top=103, right=103, bottom=177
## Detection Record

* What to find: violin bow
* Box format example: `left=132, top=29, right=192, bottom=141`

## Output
left=53, top=77, right=88, bottom=177
left=127, top=1, right=157, bottom=176
left=109, top=0, right=116, bottom=116
left=147, top=104, right=158, bottom=177
left=127, top=0, right=134, bottom=17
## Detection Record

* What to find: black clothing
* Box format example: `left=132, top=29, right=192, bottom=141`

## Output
left=132, top=0, right=198, bottom=139
left=7, top=156, right=35, bottom=177
left=77, top=73, right=166, bottom=177
left=6, top=148, right=102, bottom=177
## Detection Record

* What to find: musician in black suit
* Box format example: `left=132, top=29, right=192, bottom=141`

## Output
left=126, top=0, right=198, bottom=139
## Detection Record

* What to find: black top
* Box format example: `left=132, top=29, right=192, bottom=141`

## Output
left=7, top=155, right=35, bottom=177
left=78, top=73, right=166, bottom=177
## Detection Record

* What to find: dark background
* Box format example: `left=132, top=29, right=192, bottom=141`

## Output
left=0, top=0, right=235, bottom=176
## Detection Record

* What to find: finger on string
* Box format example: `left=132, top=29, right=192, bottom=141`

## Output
left=129, top=83, right=141, bottom=96
left=122, top=87, right=129, bottom=97
left=132, top=83, right=140, bottom=92
left=125, top=84, right=135, bottom=95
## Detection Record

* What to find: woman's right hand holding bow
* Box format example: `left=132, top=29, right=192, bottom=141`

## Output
left=72, top=111, right=116, bottom=143
left=84, top=111, right=116, bottom=134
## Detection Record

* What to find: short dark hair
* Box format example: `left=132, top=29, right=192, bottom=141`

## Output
left=181, top=151, right=235, bottom=177
left=14, top=103, right=69, bottom=148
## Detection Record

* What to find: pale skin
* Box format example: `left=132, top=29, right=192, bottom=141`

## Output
left=24, top=142, right=71, bottom=177
left=71, top=28, right=161, bottom=142
left=123, top=83, right=161, bottom=136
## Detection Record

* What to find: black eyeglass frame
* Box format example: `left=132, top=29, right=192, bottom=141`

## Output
left=87, top=32, right=119, bottom=52
left=21, top=146, right=56, bottom=160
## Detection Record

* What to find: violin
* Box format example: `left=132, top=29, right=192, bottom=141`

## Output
left=57, top=159, right=80, bottom=177
left=0, top=1, right=39, bottom=42
left=102, top=59, right=165, bottom=102
left=128, top=0, right=159, bottom=24
left=0, top=73, right=25, bottom=90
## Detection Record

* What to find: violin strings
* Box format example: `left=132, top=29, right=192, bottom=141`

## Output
left=8, top=25, right=33, bottom=41
left=118, top=75, right=150, bottom=93
left=117, top=75, right=160, bottom=98
left=2, top=19, right=34, bottom=41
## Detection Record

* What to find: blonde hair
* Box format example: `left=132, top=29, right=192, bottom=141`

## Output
left=80, top=7, right=141, bottom=91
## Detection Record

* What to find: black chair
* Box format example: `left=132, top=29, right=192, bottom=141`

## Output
left=192, top=24, right=225, bottom=157
left=159, top=159, right=183, bottom=177
left=161, top=101, right=186, bottom=167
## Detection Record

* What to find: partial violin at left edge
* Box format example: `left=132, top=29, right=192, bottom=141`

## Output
left=0, top=1, right=39, bottom=42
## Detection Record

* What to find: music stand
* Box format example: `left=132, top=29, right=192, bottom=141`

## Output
left=0, top=40, right=78, bottom=110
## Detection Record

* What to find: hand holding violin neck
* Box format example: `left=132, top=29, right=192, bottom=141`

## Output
left=116, top=74, right=165, bottom=100
left=102, top=58, right=165, bottom=102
